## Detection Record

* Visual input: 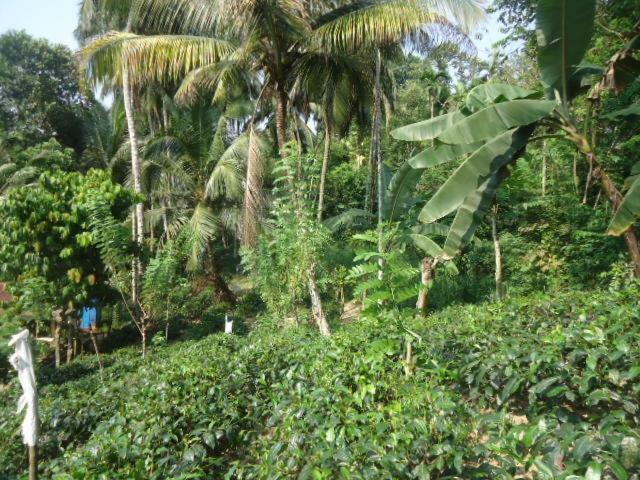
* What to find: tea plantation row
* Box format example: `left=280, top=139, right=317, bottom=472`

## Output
left=1, top=285, right=639, bottom=479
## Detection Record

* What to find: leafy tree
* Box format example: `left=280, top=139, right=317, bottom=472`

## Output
left=0, top=169, right=136, bottom=365
left=0, top=138, right=81, bottom=198
left=0, top=31, right=95, bottom=153
left=142, top=104, right=244, bottom=303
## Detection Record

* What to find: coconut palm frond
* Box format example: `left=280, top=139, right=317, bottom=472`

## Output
left=0, top=163, right=19, bottom=183
left=81, top=31, right=235, bottom=87
left=175, top=58, right=256, bottom=105
left=186, top=203, right=221, bottom=269
left=206, top=155, right=244, bottom=200
left=312, top=0, right=445, bottom=52
left=144, top=135, right=188, bottom=159
left=131, top=0, right=222, bottom=36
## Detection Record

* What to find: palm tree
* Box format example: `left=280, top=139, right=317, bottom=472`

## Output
left=80, top=0, right=485, bottom=247
left=292, top=51, right=374, bottom=221
left=141, top=102, right=254, bottom=303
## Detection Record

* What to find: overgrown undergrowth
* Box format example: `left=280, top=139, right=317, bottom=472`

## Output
left=1, top=285, right=639, bottom=479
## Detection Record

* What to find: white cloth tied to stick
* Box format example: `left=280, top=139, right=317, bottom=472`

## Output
left=9, top=329, right=38, bottom=447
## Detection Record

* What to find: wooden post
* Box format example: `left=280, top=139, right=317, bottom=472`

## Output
left=29, top=446, right=37, bottom=480
left=90, top=330, right=104, bottom=382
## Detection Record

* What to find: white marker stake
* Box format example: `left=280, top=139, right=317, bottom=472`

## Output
left=9, top=330, right=38, bottom=480
left=224, top=314, right=233, bottom=334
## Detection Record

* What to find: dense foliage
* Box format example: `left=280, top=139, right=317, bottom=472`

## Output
left=0, top=31, right=96, bottom=153
left=1, top=282, right=639, bottom=479
left=1, top=0, right=639, bottom=478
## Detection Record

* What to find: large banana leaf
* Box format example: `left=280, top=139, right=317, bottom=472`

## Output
left=443, top=170, right=508, bottom=257
left=391, top=111, right=464, bottom=141
left=608, top=176, right=640, bottom=236
left=465, top=83, right=538, bottom=112
left=436, top=100, right=556, bottom=145
left=536, top=0, right=596, bottom=101
left=602, top=102, right=640, bottom=120
left=383, top=162, right=423, bottom=221
left=411, top=223, right=450, bottom=237
left=409, top=234, right=443, bottom=258
left=419, top=126, right=534, bottom=224
left=407, top=233, right=459, bottom=274
left=409, top=142, right=481, bottom=169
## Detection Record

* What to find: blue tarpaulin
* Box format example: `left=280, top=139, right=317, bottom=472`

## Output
left=80, top=305, right=100, bottom=330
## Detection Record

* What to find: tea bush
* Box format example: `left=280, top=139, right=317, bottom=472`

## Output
left=1, top=283, right=639, bottom=479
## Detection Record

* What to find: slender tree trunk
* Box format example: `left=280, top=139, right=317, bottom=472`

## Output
left=308, top=264, right=330, bottom=336
left=491, top=212, right=504, bottom=301
left=242, top=124, right=264, bottom=247
left=364, top=136, right=376, bottom=213
left=416, top=257, right=435, bottom=314
left=29, top=445, right=37, bottom=480
left=122, top=66, right=147, bottom=354
left=583, top=155, right=594, bottom=204
left=572, top=154, right=580, bottom=194
left=52, top=310, right=62, bottom=368
left=90, top=330, right=104, bottom=382
left=275, top=88, right=288, bottom=154
left=594, top=189, right=602, bottom=209
left=141, top=326, right=147, bottom=359
left=541, top=144, right=547, bottom=196
left=317, top=109, right=332, bottom=222
left=404, top=339, right=414, bottom=377
left=65, top=316, right=73, bottom=364
left=122, top=67, right=144, bottom=262
left=373, top=49, right=384, bottom=278
left=165, top=303, right=170, bottom=342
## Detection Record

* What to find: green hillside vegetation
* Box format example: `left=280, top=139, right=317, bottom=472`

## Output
left=2, top=281, right=639, bottom=479
left=1, top=0, right=640, bottom=478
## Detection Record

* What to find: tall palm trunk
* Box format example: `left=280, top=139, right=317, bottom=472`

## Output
left=52, top=309, right=63, bottom=368
left=317, top=105, right=333, bottom=222
left=242, top=124, right=264, bottom=247
left=122, top=66, right=147, bottom=354
left=206, top=243, right=237, bottom=305
left=275, top=88, right=288, bottom=153
left=373, top=49, right=384, bottom=276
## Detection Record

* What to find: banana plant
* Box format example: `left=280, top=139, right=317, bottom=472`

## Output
left=392, top=0, right=640, bottom=276
left=602, top=104, right=640, bottom=236
left=326, top=161, right=456, bottom=314
left=391, top=82, right=555, bottom=258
